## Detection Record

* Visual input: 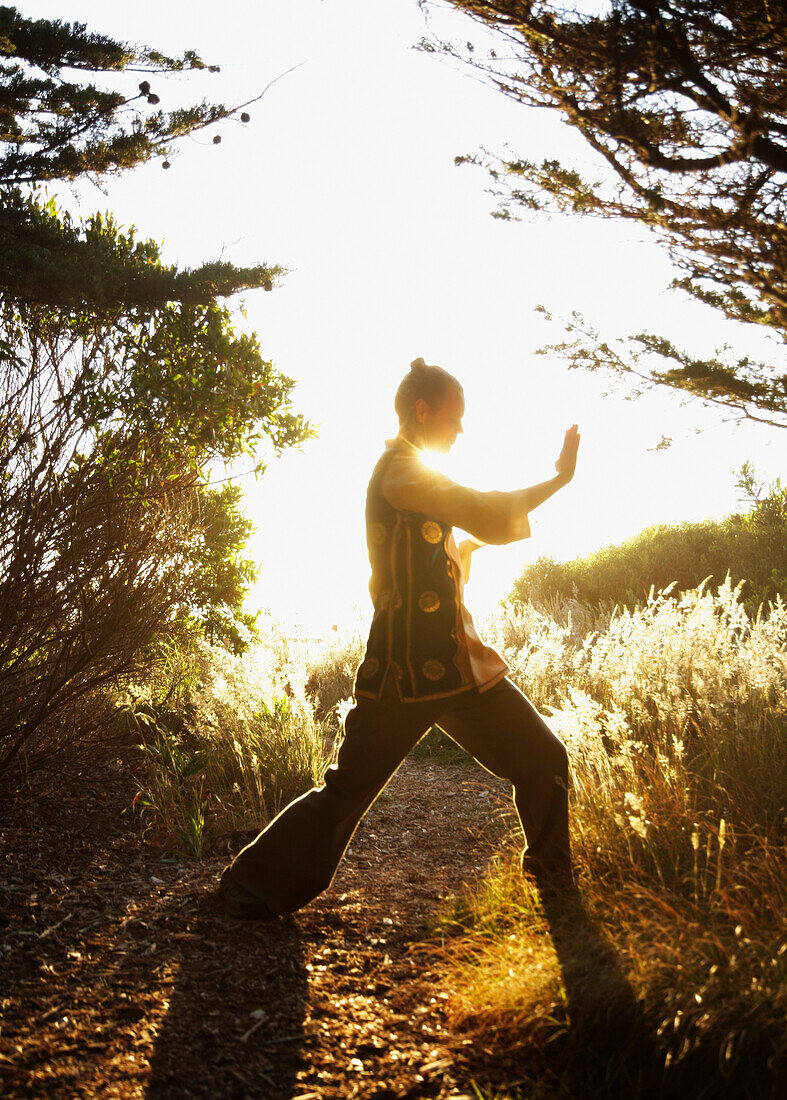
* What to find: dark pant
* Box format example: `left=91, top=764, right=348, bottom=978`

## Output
left=227, top=677, right=570, bottom=915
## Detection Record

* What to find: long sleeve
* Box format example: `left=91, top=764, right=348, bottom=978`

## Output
left=380, top=441, right=531, bottom=545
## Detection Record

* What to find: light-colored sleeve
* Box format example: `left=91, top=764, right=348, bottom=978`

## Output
left=381, top=450, right=531, bottom=545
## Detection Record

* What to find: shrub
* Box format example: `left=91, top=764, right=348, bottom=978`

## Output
left=0, top=203, right=308, bottom=783
left=0, top=432, right=198, bottom=780
left=511, top=480, right=787, bottom=613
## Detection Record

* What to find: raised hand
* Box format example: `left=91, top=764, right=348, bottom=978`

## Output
left=555, top=424, right=580, bottom=484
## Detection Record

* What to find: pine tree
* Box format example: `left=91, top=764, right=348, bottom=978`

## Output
left=424, top=1, right=787, bottom=428
left=0, top=5, right=272, bottom=305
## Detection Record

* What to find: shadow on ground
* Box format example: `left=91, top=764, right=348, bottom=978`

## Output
left=0, top=761, right=309, bottom=1099
left=146, top=896, right=308, bottom=1099
left=543, top=888, right=778, bottom=1099
left=539, top=887, right=662, bottom=1097
left=462, top=887, right=777, bottom=1100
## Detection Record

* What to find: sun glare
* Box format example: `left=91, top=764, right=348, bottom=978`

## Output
left=416, top=446, right=447, bottom=471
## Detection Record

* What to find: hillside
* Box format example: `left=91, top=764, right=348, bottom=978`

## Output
left=511, top=482, right=787, bottom=612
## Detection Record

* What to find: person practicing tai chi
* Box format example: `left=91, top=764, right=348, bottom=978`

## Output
left=219, top=357, right=580, bottom=919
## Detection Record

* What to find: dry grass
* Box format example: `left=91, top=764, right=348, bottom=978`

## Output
left=131, top=620, right=338, bottom=854
left=130, top=581, right=786, bottom=1093
left=301, top=624, right=366, bottom=728
left=438, top=580, right=787, bottom=1098
left=441, top=859, right=785, bottom=1098
left=487, top=579, right=786, bottom=880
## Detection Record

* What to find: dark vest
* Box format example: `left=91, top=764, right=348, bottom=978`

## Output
left=354, top=446, right=469, bottom=701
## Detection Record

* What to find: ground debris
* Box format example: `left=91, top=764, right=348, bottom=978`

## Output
left=1, top=754, right=513, bottom=1098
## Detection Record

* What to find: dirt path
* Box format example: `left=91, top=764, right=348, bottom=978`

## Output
left=1, top=755, right=516, bottom=1099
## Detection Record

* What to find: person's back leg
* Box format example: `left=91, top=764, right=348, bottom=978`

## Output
left=438, top=678, right=571, bottom=884
left=223, top=691, right=436, bottom=915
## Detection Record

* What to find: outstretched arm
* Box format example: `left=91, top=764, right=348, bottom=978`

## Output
left=457, top=426, right=579, bottom=577
left=521, top=425, right=580, bottom=512
left=382, top=425, right=580, bottom=545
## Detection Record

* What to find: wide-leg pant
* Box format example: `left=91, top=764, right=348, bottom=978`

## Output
left=227, top=677, right=570, bottom=916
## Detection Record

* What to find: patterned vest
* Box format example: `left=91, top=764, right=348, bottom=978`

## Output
left=355, top=446, right=474, bottom=702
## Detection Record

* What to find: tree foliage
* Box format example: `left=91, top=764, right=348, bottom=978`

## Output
left=0, top=9, right=311, bottom=776
left=424, top=1, right=787, bottom=427
left=0, top=189, right=283, bottom=309
left=0, top=3, right=223, bottom=184
left=190, top=483, right=261, bottom=655
left=0, top=211, right=310, bottom=776
left=0, top=5, right=275, bottom=307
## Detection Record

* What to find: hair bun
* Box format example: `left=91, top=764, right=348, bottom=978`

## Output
left=395, top=358, right=461, bottom=423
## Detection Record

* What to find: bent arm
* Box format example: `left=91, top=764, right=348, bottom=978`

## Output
left=382, top=454, right=530, bottom=544
left=382, top=426, right=579, bottom=545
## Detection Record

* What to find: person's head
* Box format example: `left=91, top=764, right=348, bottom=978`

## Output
left=395, top=357, right=464, bottom=453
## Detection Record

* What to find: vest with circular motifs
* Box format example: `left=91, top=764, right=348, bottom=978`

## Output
left=355, top=446, right=469, bottom=702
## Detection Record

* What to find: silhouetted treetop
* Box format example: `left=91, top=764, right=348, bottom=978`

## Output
left=0, top=6, right=270, bottom=307
left=423, top=1, right=787, bottom=426
left=0, top=4, right=229, bottom=184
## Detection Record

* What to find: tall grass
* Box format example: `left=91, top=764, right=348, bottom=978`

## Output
left=302, top=623, right=366, bottom=727
left=130, top=620, right=338, bottom=855
left=487, top=578, right=786, bottom=881
left=127, top=576, right=786, bottom=1089
left=436, top=580, right=787, bottom=1097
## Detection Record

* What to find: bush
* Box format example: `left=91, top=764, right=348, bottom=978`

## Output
left=511, top=480, right=787, bottom=613
left=0, top=205, right=308, bottom=783
left=0, top=431, right=198, bottom=779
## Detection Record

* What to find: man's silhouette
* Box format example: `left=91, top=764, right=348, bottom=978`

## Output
left=220, top=358, right=580, bottom=918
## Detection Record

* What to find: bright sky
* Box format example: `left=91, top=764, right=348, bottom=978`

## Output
left=27, top=0, right=785, bottom=635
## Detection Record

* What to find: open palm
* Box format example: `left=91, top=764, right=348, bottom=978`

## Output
left=555, top=424, right=580, bottom=482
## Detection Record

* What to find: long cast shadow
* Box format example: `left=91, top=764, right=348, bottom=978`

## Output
left=146, top=895, right=308, bottom=1100
left=538, top=886, right=778, bottom=1098
left=538, top=886, right=663, bottom=1098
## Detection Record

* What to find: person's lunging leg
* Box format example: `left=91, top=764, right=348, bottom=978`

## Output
left=438, top=678, right=572, bottom=885
left=221, top=689, right=435, bottom=916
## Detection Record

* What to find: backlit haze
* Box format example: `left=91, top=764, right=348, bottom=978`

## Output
left=31, top=0, right=785, bottom=636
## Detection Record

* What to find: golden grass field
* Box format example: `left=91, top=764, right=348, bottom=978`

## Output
left=131, top=579, right=785, bottom=1096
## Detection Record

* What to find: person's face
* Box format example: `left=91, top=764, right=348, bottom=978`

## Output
left=416, top=385, right=465, bottom=453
